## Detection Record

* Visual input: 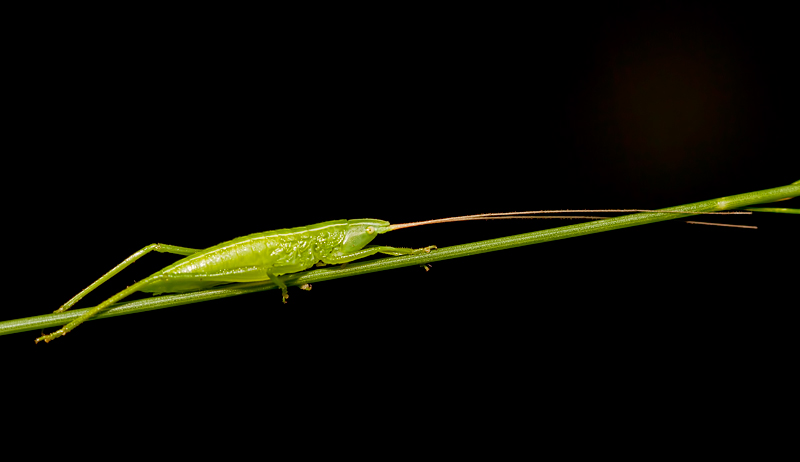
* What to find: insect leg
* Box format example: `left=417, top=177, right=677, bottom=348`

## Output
left=36, top=275, right=164, bottom=343
left=264, top=263, right=314, bottom=303
left=377, top=245, right=438, bottom=255
left=322, top=245, right=437, bottom=264
left=266, top=269, right=289, bottom=304
left=55, top=243, right=201, bottom=314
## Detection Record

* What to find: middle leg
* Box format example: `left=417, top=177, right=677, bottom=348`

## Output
left=265, top=263, right=313, bottom=304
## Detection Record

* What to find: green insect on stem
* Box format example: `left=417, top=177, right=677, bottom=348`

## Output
left=35, top=220, right=433, bottom=343
left=34, top=191, right=796, bottom=344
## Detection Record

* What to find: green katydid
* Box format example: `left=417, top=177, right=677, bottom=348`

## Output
left=37, top=207, right=763, bottom=344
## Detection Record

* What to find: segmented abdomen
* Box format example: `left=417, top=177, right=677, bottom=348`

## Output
left=161, top=220, right=349, bottom=277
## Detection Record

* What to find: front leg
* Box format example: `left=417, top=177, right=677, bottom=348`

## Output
left=322, top=245, right=436, bottom=265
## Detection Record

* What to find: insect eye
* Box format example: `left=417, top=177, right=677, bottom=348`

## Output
left=366, top=226, right=375, bottom=234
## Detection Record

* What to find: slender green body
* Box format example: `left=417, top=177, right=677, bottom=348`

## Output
left=35, top=218, right=430, bottom=343
left=145, top=220, right=383, bottom=293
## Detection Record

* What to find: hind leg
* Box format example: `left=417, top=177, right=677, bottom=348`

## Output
left=55, top=243, right=201, bottom=314
left=37, top=274, right=168, bottom=343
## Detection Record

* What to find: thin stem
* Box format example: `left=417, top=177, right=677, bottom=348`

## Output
left=1, top=181, right=797, bottom=337
left=743, top=208, right=799, bottom=214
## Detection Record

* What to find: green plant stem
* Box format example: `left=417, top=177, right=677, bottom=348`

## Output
left=743, top=208, right=799, bottom=214
left=1, top=181, right=797, bottom=337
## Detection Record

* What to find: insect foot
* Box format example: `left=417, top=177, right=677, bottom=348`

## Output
left=35, top=329, right=65, bottom=344
left=412, top=245, right=438, bottom=254
left=300, top=284, right=312, bottom=291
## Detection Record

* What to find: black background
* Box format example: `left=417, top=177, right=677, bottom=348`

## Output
left=3, top=5, right=796, bottom=443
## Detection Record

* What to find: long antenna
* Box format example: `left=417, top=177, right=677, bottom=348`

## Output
left=389, top=209, right=753, bottom=231
left=685, top=221, right=758, bottom=229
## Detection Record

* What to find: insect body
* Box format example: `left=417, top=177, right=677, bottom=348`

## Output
left=37, top=219, right=435, bottom=343
left=141, top=219, right=418, bottom=295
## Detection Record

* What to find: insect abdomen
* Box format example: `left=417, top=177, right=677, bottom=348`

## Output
left=160, top=220, right=349, bottom=278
